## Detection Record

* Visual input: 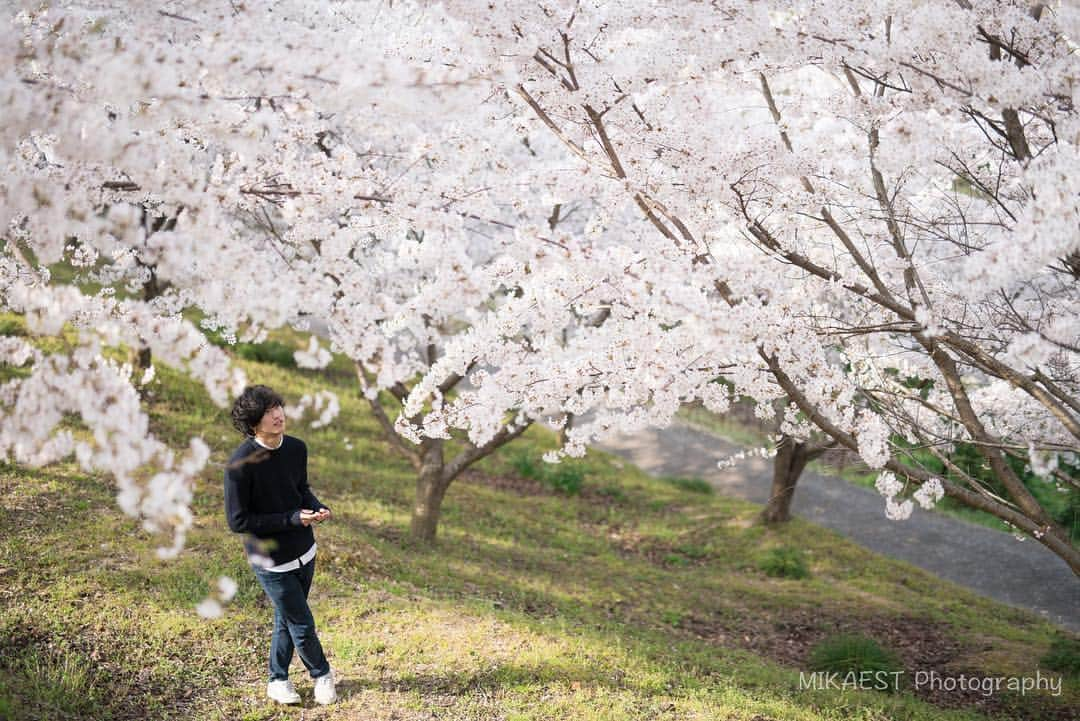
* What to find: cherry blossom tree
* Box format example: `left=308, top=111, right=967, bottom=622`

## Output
left=1, top=0, right=490, bottom=548
left=423, top=0, right=1080, bottom=572
left=229, top=96, right=649, bottom=542
left=1, top=0, right=638, bottom=545
left=4, top=0, right=1078, bottom=571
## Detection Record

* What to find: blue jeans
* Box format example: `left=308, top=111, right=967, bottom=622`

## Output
left=252, top=558, right=331, bottom=681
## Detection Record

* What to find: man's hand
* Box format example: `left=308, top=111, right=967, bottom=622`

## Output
left=299, top=508, right=331, bottom=526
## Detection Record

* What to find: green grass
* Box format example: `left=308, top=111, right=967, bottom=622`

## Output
left=507, top=448, right=585, bottom=495
left=0, top=646, right=107, bottom=719
left=758, top=547, right=811, bottom=580
left=809, top=634, right=904, bottom=691
left=203, top=327, right=299, bottom=370
left=1042, top=635, right=1080, bottom=677
left=662, top=476, right=714, bottom=495
left=0, top=321, right=1077, bottom=720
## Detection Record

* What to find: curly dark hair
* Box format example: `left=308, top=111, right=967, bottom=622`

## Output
left=231, top=385, right=285, bottom=436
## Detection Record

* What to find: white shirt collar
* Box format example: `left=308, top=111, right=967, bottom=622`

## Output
left=253, top=435, right=284, bottom=450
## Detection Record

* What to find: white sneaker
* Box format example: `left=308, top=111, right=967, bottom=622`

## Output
left=267, top=678, right=301, bottom=704
left=314, top=669, right=337, bottom=705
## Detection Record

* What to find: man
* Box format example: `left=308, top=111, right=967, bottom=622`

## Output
left=224, top=384, right=337, bottom=706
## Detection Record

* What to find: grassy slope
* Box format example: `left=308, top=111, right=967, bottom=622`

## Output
left=0, top=335, right=1076, bottom=721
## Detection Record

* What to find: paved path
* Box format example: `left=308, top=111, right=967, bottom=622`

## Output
left=598, top=421, right=1080, bottom=633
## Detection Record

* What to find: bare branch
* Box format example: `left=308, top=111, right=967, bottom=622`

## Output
left=158, top=10, right=197, bottom=23
left=583, top=103, right=626, bottom=178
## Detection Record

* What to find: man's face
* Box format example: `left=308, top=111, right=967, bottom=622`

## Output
left=254, top=403, right=286, bottom=436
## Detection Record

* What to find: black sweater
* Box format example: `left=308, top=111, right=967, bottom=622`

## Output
left=224, top=435, right=327, bottom=565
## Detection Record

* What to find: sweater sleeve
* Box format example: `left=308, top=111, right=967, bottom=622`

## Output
left=224, top=449, right=299, bottom=534
left=296, top=441, right=327, bottom=511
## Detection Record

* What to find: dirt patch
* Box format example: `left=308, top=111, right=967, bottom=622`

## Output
left=681, top=609, right=962, bottom=675
left=603, top=528, right=712, bottom=568
left=676, top=608, right=1067, bottom=720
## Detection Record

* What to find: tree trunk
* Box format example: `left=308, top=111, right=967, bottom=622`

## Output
left=136, top=346, right=152, bottom=370
left=558, top=412, right=574, bottom=447
left=760, top=435, right=827, bottom=525
left=133, top=209, right=175, bottom=372
left=760, top=436, right=804, bottom=524
left=410, top=439, right=448, bottom=543
left=134, top=259, right=161, bottom=371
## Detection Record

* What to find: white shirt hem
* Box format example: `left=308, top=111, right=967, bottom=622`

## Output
left=259, top=542, right=317, bottom=572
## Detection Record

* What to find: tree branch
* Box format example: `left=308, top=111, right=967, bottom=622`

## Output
left=941, top=331, right=1080, bottom=441
left=1001, top=108, right=1032, bottom=161
left=915, top=333, right=1063, bottom=532
left=515, top=85, right=590, bottom=164
left=583, top=103, right=626, bottom=178
left=732, top=196, right=916, bottom=322
left=759, top=72, right=815, bottom=194
left=355, top=362, right=421, bottom=471
left=442, top=418, right=533, bottom=484
left=819, top=206, right=893, bottom=302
